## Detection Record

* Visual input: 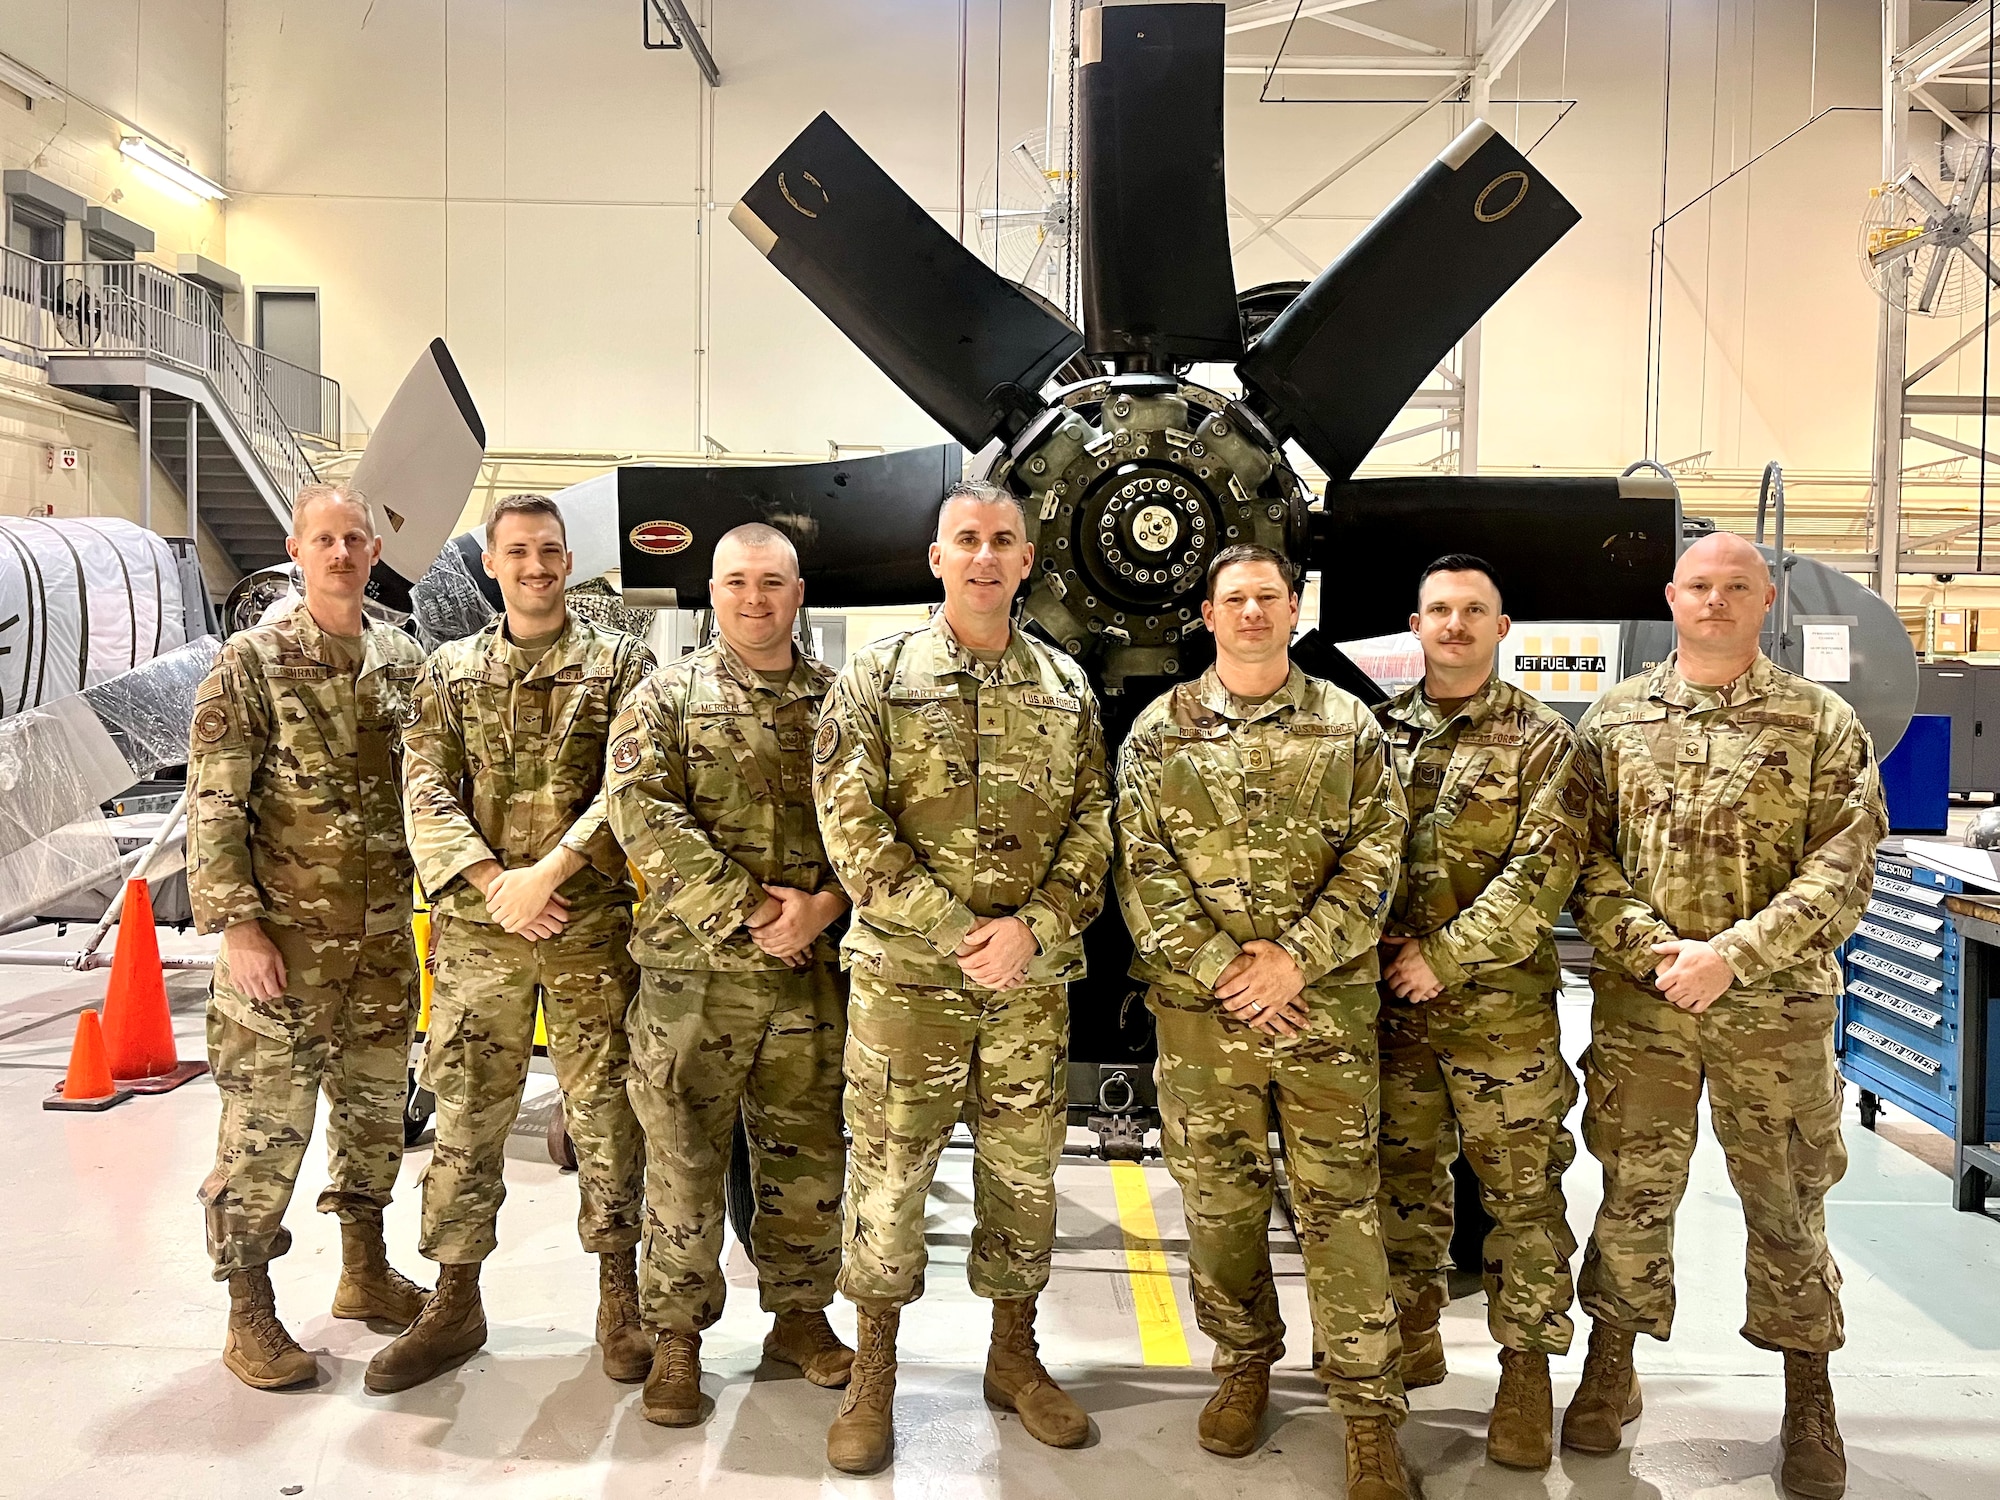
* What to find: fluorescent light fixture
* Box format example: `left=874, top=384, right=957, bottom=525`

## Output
left=0, top=51, right=62, bottom=103
left=120, top=136, right=227, bottom=201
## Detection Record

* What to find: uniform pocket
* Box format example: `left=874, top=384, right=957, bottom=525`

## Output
left=418, top=1001, right=471, bottom=1105
left=1788, top=1091, right=1848, bottom=1201
left=1579, top=1045, right=1621, bottom=1158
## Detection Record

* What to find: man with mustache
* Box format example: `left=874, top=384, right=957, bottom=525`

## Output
left=1114, top=544, right=1415, bottom=1500
left=189, top=481, right=431, bottom=1388
left=366, top=492, right=657, bottom=1393
left=1566, top=531, right=1886, bottom=1500
left=1373, top=554, right=1591, bottom=1470
left=812, top=481, right=1114, bottom=1475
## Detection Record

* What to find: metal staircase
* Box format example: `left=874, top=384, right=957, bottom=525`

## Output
left=0, top=250, right=339, bottom=577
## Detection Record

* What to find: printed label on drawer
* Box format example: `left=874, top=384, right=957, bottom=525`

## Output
left=1846, top=980, right=1943, bottom=1028
left=1874, top=876, right=1944, bottom=908
left=1879, top=860, right=1915, bottom=881
left=1867, top=900, right=1945, bottom=934
left=1844, top=1021, right=1943, bottom=1076
left=1849, top=949, right=1945, bottom=993
left=1856, top=921, right=1945, bottom=961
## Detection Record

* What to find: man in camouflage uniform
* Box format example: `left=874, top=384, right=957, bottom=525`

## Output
left=1374, top=554, right=1589, bottom=1470
left=813, top=482, right=1113, bottom=1475
left=189, top=481, right=431, bottom=1389
left=606, top=523, right=855, bottom=1427
left=1115, top=544, right=1416, bottom=1500
left=366, top=494, right=656, bottom=1393
left=1566, top=531, right=1887, bottom=1500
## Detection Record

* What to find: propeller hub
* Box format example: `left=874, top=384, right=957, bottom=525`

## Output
left=989, top=373, right=1308, bottom=694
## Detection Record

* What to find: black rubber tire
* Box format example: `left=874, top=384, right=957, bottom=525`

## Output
left=725, top=1113, right=756, bottom=1261
left=548, top=1094, right=579, bottom=1171
left=403, top=1076, right=435, bottom=1147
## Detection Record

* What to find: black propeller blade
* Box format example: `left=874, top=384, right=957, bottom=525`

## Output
left=1311, top=475, right=1678, bottom=637
left=618, top=445, right=962, bottom=610
left=731, top=114, right=1082, bottom=450
left=1078, top=0, right=1240, bottom=367
left=353, top=338, right=487, bottom=613
left=1239, top=121, right=1580, bottom=483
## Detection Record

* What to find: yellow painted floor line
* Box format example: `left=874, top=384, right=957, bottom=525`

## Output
left=1109, top=1159, right=1191, bottom=1367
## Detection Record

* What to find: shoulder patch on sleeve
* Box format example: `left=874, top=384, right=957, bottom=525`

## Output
left=193, top=702, right=230, bottom=745
left=611, top=735, right=643, bottom=774
left=815, top=717, right=842, bottom=765
left=610, top=702, right=643, bottom=739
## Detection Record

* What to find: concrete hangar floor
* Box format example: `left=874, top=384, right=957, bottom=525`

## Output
left=0, top=928, right=1994, bottom=1500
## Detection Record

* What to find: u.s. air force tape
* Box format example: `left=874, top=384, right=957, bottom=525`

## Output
left=815, top=718, right=841, bottom=764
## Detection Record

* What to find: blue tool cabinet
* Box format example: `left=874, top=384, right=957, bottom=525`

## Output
left=1840, top=848, right=2000, bottom=1209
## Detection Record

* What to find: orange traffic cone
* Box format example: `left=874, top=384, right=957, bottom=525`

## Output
left=100, top=879, right=208, bottom=1093
left=44, top=1009, right=132, bottom=1112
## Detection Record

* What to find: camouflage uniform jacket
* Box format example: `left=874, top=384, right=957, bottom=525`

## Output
left=1377, top=674, right=1590, bottom=994
left=1572, top=651, right=1888, bottom=996
left=187, top=604, right=425, bottom=939
left=1115, top=664, right=1408, bottom=1003
left=813, top=611, right=1113, bottom=989
left=401, top=613, right=654, bottom=921
left=606, top=640, right=842, bottom=970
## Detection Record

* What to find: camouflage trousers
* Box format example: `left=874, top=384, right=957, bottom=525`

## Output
left=838, top=974, right=1066, bottom=1310
left=418, top=904, right=643, bottom=1263
left=1151, top=984, right=1406, bottom=1421
left=1378, top=981, right=1579, bottom=1353
left=626, top=963, right=848, bottom=1334
left=1579, top=975, right=1848, bottom=1353
left=199, top=925, right=416, bottom=1279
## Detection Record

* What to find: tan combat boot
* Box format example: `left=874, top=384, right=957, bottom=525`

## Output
left=1487, top=1347, right=1554, bottom=1469
left=596, top=1249, right=653, bottom=1383
left=1344, top=1413, right=1419, bottom=1500
left=330, top=1213, right=430, bottom=1327
left=984, top=1295, right=1090, bottom=1448
left=765, top=1307, right=855, bottom=1387
left=363, top=1263, right=487, bottom=1394
left=1398, top=1304, right=1448, bottom=1390
left=1197, top=1358, right=1270, bottom=1458
left=642, top=1331, right=704, bottom=1426
left=1560, top=1320, right=1642, bottom=1454
left=827, top=1305, right=899, bottom=1474
left=223, top=1267, right=319, bottom=1390
left=1780, top=1350, right=1846, bottom=1500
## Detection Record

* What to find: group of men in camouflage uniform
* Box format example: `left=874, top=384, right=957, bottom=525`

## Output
left=189, top=477, right=1880, bottom=1500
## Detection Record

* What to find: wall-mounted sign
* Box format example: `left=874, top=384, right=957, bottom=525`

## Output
left=1498, top=623, right=1623, bottom=706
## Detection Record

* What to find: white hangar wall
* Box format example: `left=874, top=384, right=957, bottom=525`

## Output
left=215, top=1, right=1911, bottom=481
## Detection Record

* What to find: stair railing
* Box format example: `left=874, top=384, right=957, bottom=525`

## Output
left=0, top=248, right=332, bottom=512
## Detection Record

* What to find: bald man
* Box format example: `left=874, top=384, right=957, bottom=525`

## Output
left=1565, top=531, right=1886, bottom=1499
left=606, top=523, right=855, bottom=1427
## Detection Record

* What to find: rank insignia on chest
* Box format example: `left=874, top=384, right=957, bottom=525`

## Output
left=194, top=703, right=229, bottom=744
left=814, top=718, right=841, bottom=764
left=611, top=737, right=642, bottom=774
left=1678, top=737, right=1709, bottom=765
left=1244, top=745, right=1270, bottom=771
left=978, top=703, right=1005, bottom=737
left=1415, top=762, right=1445, bottom=786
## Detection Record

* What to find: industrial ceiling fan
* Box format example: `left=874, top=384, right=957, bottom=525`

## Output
left=1863, top=137, right=2000, bottom=316
left=617, top=0, right=1677, bottom=700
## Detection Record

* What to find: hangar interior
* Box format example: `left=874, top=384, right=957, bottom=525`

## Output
left=0, top=2, right=1996, bottom=1498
